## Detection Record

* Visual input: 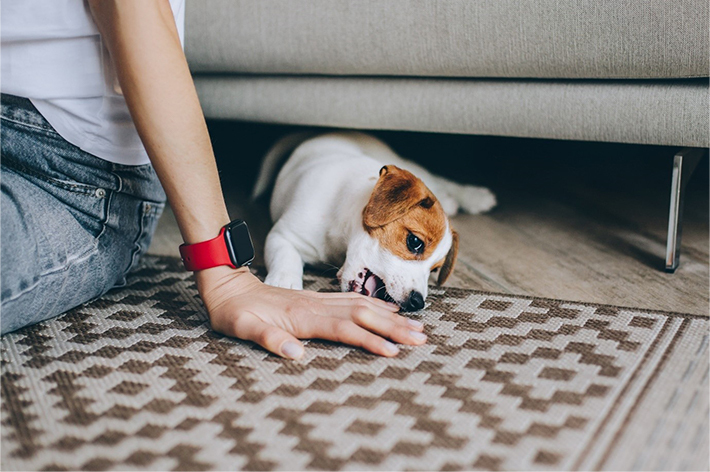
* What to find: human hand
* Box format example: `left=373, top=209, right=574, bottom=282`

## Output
left=195, top=266, right=427, bottom=360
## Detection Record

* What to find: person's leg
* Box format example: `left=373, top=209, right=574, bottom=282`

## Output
left=1, top=95, right=165, bottom=334
left=0, top=167, right=110, bottom=333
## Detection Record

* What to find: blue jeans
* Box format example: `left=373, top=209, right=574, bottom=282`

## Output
left=1, top=94, right=166, bottom=334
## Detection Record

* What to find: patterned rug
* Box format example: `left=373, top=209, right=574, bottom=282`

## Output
left=1, top=256, right=708, bottom=471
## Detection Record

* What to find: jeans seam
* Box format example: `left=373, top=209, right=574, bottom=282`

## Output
left=100, top=168, right=123, bottom=242
left=96, top=190, right=112, bottom=240
left=1, top=242, right=99, bottom=304
left=2, top=159, right=103, bottom=196
left=1, top=115, right=59, bottom=137
left=111, top=166, right=124, bottom=193
left=127, top=206, right=149, bottom=274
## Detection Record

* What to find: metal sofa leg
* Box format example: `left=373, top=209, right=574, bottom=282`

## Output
left=665, top=148, right=704, bottom=272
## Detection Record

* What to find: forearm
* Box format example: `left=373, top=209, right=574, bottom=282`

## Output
left=85, top=1, right=423, bottom=360
left=88, top=0, right=229, bottom=244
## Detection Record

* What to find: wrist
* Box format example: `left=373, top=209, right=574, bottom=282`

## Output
left=179, top=219, right=255, bottom=272
left=180, top=214, right=230, bottom=245
left=195, top=265, right=250, bottom=287
left=194, top=265, right=253, bottom=310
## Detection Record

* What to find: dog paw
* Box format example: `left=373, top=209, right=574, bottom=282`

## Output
left=264, top=272, right=303, bottom=290
left=456, top=185, right=497, bottom=214
left=437, top=194, right=460, bottom=216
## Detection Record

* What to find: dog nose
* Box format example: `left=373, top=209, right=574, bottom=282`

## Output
left=403, top=291, right=425, bottom=312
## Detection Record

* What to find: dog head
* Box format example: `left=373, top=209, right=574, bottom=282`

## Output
left=339, top=165, right=458, bottom=312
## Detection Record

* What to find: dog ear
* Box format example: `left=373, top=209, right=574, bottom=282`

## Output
left=437, top=230, right=458, bottom=286
left=363, top=165, right=431, bottom=229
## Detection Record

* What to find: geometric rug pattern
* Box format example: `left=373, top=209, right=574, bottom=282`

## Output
left=2, top=256, right=708, bottom=471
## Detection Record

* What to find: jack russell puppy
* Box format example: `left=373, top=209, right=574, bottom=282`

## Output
left=252, top=131, right=496, bottom=312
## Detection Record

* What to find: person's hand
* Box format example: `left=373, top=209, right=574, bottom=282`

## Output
left=195, top=266, right=427, bottom=360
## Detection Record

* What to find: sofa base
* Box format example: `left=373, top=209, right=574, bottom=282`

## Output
left=193, top=75, right=709, bottom=148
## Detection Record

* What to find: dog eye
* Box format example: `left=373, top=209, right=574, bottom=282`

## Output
left=406, top=233, right=425, bottom=255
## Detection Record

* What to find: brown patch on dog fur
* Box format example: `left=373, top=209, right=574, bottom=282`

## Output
left=437, top=230, right=458, bottom=285
left=362, top=166, right=449, bottom=261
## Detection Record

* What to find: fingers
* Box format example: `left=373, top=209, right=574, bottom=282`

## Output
left=308, top=317, right=402, bottom=357
left=292, top=293, right=427, bottom=350
left=231, top=312, right=305, bottom=360
left=317, top=296, right=401, bottom=318
left=311, top=291, right=400, bottom=312
left=296, top=305, right=426, bottom=353
left=349, top=307, right=427, bottom=346
left=305, top=290, right=428, bottom=335
left=313, top=297, right=424, bottom=332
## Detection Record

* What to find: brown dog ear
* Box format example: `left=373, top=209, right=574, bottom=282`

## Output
left=437, top=230, right=458, bottom=286
left=363, top=165, right=431, bottom=229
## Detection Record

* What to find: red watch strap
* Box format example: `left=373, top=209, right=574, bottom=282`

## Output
left=179, top=227, right=236, bottom=271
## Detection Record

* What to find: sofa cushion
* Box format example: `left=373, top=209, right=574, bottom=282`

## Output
left=186, top=0, right=708, bottom=79
left=193, top=76, right=709, bottom=147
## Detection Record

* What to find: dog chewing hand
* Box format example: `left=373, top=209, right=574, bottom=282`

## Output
left=254, top=131, right=495, bottom=312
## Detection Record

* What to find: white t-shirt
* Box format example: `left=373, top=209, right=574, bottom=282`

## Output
left=1, top=0, right=186, bottom=166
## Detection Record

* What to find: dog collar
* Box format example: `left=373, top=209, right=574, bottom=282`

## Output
left=179, top=220, right=255, bottom=271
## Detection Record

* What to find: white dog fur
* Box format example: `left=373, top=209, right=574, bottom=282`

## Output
left=253, top=131, right=496, bottom=310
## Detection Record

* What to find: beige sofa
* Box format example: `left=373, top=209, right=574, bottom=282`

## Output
left=184, top=0, right=709, bottom=270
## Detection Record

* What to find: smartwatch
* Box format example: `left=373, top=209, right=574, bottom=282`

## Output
left=179, top=219, right=255, bottom=271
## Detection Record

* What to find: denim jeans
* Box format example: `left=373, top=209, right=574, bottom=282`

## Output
left=1, top=94, right=166, bottom=334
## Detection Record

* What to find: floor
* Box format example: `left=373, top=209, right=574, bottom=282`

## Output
left=149, top=122, right=709, bottom=316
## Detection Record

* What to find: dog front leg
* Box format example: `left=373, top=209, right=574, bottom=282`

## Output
left=264, top=230, right=305, bottom=290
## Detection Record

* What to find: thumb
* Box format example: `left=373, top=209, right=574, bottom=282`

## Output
left=234, top=312, right=305, bottom=360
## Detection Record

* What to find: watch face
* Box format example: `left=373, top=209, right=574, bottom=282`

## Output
left=224, top=220, right=255, bottom=267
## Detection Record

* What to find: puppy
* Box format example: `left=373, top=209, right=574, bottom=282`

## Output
left=253, top=131, right=496, bottom=312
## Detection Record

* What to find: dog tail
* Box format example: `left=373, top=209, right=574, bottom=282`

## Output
left=251, top=131, right=317, bottom=201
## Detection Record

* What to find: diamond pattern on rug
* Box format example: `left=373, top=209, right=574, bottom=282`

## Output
left=1, top=256, right=707, bottom=471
